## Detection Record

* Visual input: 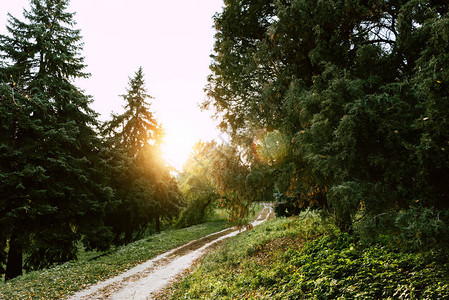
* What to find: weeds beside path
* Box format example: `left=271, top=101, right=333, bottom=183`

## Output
left=169, top=214, right=449, bottom=299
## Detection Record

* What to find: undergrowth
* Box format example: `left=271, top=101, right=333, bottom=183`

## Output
left=170, top=214, right=449, bottom=299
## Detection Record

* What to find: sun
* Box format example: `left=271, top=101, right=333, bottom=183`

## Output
left=160, top=129, right=196, bottom=173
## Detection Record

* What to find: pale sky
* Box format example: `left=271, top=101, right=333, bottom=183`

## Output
left=0, top=0, right=224, bottom=171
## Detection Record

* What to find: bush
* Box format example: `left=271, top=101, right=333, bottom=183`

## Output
left=177, top=196, right=216, bottom=228
left=355, top=206, right=449, bottom=254
left=395, top=206, right=449, bottom=252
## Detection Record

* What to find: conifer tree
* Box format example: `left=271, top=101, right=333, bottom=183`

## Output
left=0, top=0, right=112, bottom=280
left=205, top=0, right=449, bottom=241
left=103, top=67, right=180, bottom=242
left=105, top=67, right=161, bottom=154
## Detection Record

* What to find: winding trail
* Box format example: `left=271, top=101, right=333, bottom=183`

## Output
left=68, top=205, right=274, bottom=300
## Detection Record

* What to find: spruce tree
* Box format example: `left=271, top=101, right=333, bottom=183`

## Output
left=0, top=0, right=112, bottom=280
left=104, top=67, right=161, bottom=155
left=0, top=70, right=49, bottom=280
left=103, top=67, right=180, bottom=242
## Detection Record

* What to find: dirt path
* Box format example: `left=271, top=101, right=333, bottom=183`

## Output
left=68, top=205, right=274, bottom=300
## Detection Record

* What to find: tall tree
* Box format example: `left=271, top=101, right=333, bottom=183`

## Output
left=103, top=67, right=180, bottom=242
left=205, top=0, right=449, bottom=240
left=0, top=0, right=112, bottom=280
left=104, top=67, right=162, bottom=156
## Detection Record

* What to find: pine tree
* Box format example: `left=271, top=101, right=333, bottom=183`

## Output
left=104, top=67, right=161, bottom=154
left=103, top=67, right=180, bottom=242
left=0, top=0, right=112, bottom=280
left=0, top=70, right=49, bottom=280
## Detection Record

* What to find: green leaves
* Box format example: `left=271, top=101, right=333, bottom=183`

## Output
left=171, top=217, right=449, bottom=299
left=206, top=0, right=449, bottom=238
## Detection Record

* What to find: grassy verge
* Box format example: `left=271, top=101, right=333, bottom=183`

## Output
left=0, top=220, right=229, bottom=300
left=170, top=214, right=449, bottom=299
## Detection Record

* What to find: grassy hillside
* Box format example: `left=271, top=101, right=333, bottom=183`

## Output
left=170, top=214, right=449, bottom=299
left=0, top=220, right=228, bottom=300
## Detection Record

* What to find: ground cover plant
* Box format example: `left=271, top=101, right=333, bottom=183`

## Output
left=0, top=220, right=228, bottom=299
left=170, top=214, right=449, bottom=299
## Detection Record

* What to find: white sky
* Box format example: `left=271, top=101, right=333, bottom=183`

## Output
left=0, top=0, right=224, bottom=171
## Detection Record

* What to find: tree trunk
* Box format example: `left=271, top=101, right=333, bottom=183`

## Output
left=5, top=231, right=23, bottom=282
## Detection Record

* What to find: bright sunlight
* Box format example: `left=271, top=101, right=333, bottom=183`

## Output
left=161, top=129, right=196, bottom=172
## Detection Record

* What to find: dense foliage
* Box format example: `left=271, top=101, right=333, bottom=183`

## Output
left=170, top=216, right=449, bottom=299
left=0, top=0, right=180, bottom=281
left=178, top=140, right=274, bottom=227
left=204, top=0, right=449, bottom=245
left=0, top=0, right=112, bottom=280
left=177, top=141, right=220, bottom=228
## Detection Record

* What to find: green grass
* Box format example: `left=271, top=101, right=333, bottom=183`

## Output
left=0, top=220, right=229, bottom=300
left=170, top=214, right=449, bottom=299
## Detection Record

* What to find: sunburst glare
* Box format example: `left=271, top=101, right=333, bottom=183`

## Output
left=161, top=129, right=196, bottom=172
